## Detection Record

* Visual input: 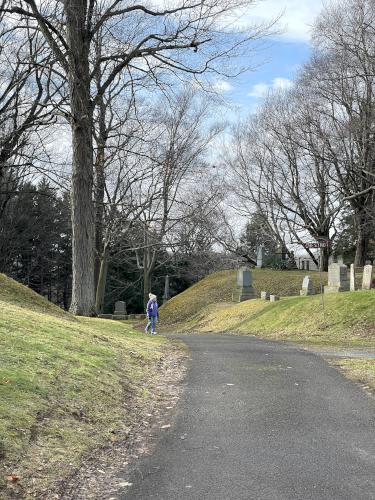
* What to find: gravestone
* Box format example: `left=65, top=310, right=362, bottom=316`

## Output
left=256, top=245, right=265, bottom=268
left=98, top=314, right=113, bottom=319
left=270, top=295, right=280, bottom=302
left=337, top=254, right=344, bottom=265
left=300, top=276, right=315, bottom=296
left=232, top=267, right=256, bottom=302
left=324, top=263, right=349, bottom=293
left=113, top=301, right=127, bottom=319
left=362, top=264, right=373, bottom=290
left=350, top=264, right=356, bottom=291
left=163, top=275, right=170, bottom=304
left=261, top=291, right=270, bottom=300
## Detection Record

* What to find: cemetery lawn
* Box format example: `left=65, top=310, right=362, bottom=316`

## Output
left=160, top=270, right=375, bottom=393
left=0, top=274, right=184, bottom=499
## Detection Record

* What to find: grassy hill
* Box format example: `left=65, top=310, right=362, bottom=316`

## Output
left=160, top=269, right=375, bottom=346
left=0, top=274, right=183, bottom=498
left=160, top=269, right=375, bottom=395
left=161, top=269, right=328, bottom=328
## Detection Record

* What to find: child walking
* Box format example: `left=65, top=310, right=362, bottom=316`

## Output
left=145, top=293, right=158, bottom=335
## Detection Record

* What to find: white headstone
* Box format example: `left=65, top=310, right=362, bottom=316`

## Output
left=261, top=291, right=270, bottom=300
left=350, top=264, right=356, bottom=291
left=324, top=263, right=349, bottom=293
left=300, top=275, right=315, bottom=296
left=270, top=295, right=280, bottom=302
left=256, top=245, right=265, bottom=268
left=362, top=265, right=373, bottom=290
left=163, top=275, right=170, bottom=304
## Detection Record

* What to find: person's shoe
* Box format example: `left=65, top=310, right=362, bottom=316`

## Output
left=152, top=331, right=157, bottom=335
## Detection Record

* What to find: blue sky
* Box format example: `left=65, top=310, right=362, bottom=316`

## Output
left=214, top=0, right=324, bottom=115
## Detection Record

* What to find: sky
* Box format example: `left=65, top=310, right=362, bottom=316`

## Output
left=214, top=0, right=325, bottom=116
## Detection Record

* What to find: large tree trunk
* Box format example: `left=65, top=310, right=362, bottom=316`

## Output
left=65, top=0, right=95, bottom=315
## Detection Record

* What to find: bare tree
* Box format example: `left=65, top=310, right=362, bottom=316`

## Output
left=226, top=87, right=341, bottom=271
left=1, top=0, right=273, bottom=315
left=306, top=0, right=375, bottom=265
left=0, top=11, right=62, bottom=216
left=129, top=89, right=222, bottom=306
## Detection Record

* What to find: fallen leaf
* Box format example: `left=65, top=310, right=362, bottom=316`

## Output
left=118, top=481, right=133, bottom=487
left=6, top=475, right=20, bottom=482
left=161, top=424, right=171, bottom=429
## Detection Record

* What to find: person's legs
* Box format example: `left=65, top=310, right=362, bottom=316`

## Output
left=145, top=318, right=151, bottom=334
left=151, top=316, right=157, bottom=334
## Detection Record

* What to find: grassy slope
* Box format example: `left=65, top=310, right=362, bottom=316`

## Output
left=0, top=274, right=179, bottom=498
left=161, top=269, right=328, bottom=327
left=160, top=269, right=375, bottom=394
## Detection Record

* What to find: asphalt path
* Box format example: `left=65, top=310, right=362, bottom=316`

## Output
left=124, top=334, right=375, bottom=500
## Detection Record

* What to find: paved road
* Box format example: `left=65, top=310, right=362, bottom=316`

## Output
left=124, top=335, right=375, bottom=500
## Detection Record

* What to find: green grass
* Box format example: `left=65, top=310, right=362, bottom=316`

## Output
left=181, top=292, right=375, bottom=345
left=161, top=269, right=327, bottom=327
left=160, top=269, right=375, bottom=345
left=160, top=269, right=375, bottom=393
left=0, top=274, right=179, bottom=498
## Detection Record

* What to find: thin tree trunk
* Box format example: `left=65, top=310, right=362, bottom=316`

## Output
left=94, top=91, right=107, bottom=289
left=144, top=268, right=152, bottom=310
left=321, top=246, right=330, bottom=272
left=354, top=227, right=368, bottom=267
left=95, top=243, right=108, bottom=314
left=65, top=0, right=95, bottom=315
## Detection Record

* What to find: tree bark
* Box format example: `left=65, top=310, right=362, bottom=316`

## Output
left=321, top=246, right=330, bottom=272
left=95, top=243, right=108, bottom=314
left=354, top=226, right=369, bottom=267
left=143, top=267, right=152, bottom=310
left=65, top=0, right=95, bottom=315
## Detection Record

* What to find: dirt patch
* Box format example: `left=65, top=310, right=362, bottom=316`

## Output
left=53, top=344, right=188, bottom=500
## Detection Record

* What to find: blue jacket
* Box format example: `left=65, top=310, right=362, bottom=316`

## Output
left=147, top=299, right=158, bottom=318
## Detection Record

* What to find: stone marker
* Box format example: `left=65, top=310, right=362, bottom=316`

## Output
left=324, top=263, right=349, bottom=293
left=256, top=245, right=265, bottom=269
left=350, top=264, right=356, bottom=291
left=128, top=314, right=136, bottom=319
left=232, top=267, right=256, bottom=302
left=300, top=275, right=315, bottom=296
left=337, top=254, right=344, bottom=265
left=270, top=295, right=280, bottom=302
left=362, top=264, right=373, bottom=290
left=114, top=301, right=127, bottom=317
left=261, top=291, right=270, bottom=300
left=163, top=275, right=170, bottom=304
left=98, top=314, right=113, bottom=319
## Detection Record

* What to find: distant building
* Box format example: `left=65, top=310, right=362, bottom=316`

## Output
left=296, top=252, right=335, bottom=271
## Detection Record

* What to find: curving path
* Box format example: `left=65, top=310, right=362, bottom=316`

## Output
left=123, top=334, right=375, bottom=500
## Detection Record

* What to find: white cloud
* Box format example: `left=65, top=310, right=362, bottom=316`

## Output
left=248, top=77, right=294, bottom=97
left=233, top=0, right=324, bottom=43
left=212, top=79, right=234, bottom=93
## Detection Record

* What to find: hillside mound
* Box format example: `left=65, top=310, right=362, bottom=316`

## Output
left=0, top=273, right=68, bottom=318
left=0, top=275, right=182, bottom=499
left=161, top=269, right=327, bottom=326
left=160, top=269, right=375, bottom=346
